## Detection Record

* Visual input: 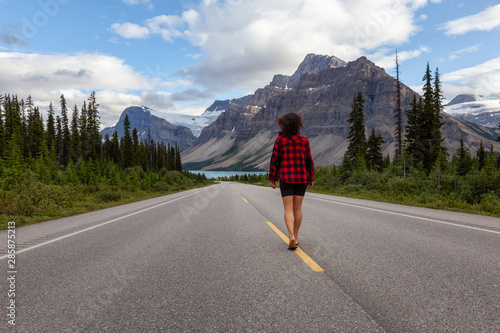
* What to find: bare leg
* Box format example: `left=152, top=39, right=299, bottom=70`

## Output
left=293, top=195, right=304, bottom=244
left=282, top=196, right=296, bottom=244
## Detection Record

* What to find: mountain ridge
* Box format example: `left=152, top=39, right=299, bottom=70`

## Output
left=182, top=55, right=500, bottom=170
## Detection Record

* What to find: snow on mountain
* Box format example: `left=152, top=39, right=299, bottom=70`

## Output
left=141, top=105, right=226, bottom=137
left=445, top=99, right=500, bottom=115
left=444, top=96, right=500, bottom=128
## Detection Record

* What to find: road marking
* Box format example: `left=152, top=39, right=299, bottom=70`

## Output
left=266, top=221, right=324, bottom=272
left=242, top=197, right=249, bottom=203
left=309, top=195, right=500, bottom=235
left=0, top=188, right=208, bottom=260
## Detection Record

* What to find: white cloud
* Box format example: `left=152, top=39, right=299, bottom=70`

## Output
left=441, top=56, right=500, bottom=100
left=109, top=0, right=424, bottom=94
left=367, top=46, right=430, bottom=70
left=442, top=4, right=500, bottom=35
left=180, top=0, right=422, bottom=92
left=448, top=43, right=481, bottom=61
left=110, top=23, right=150, bottom=39
left=0, top=51, right=181, bottom=127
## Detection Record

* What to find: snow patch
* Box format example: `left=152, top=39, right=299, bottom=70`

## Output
left=444, top=100, right=500, bottom=116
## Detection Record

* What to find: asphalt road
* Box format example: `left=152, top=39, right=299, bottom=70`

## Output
left=1, top=182, right=499, bottom=332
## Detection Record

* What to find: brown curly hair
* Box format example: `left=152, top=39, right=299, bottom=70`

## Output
left=277, top=113, right=304, bottom=137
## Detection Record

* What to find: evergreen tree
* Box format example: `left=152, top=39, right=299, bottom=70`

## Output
left=121, top=114, right=133, bottom=168
left=167, top=143, right=175, bottom=171
left=431, top=67, right=446, bottom=162
left=405, top=95, right=421, bottom=164
left=69, top=105, right=81, bottom=162
left=175, top=144, right=182, bottom=172
left=414, top=64, right=445, bottom=172
left=346, top=92, right=367, bottom=164
left=56, top=115, right=63, bottom=164
left=132, top=128, right=139, bottom=166
left=394, top=48, right=403, bottom=157
left=476, top=140, right=487, bottom=171
left=3, top=95, right=23, bottom=145
left=87, top=92, right=101, bottom=160
left=26, top=105, right=44, bottom=159
left=46, top=102, right=56, bottom=152
left=456, top=138, right=473, bottom=176
left=366, top=129, right=384, bottom=172
left=79, top=101, right=89, bottom=159
left=59, top=94, right=70, bottom=165
left=111, top=131, right=120, bottom=165
left=420, top=63, right=435, bottom=171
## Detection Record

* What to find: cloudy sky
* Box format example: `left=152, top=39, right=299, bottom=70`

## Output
left=1, top=0, right=499, bottom=127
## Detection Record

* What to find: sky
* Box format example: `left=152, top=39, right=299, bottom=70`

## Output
left=0, top=0, right=499, bottom=128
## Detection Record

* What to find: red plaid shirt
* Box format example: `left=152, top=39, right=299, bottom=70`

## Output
left=269, top=133, right=315, bottom=183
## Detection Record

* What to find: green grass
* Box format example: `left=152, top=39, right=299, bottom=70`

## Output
left=0, top=178, right=214, bottom=230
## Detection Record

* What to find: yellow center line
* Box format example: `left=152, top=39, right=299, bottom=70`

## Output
left=242, top=197, right=249, bottom=203
left=266, top=221, right=324, bottom=272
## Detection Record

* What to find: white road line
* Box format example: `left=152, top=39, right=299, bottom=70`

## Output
left=0, top=188, right=207, bottom=260
left=309, top=195, right=500, bottom=235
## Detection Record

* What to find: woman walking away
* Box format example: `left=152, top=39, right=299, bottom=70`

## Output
left=269, top=113, right=315, bottom=250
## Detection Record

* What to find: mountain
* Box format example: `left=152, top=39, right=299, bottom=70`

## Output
left=120, top=95, right=253, bottom=137
left=444, top=95, right=500, bottom=128
left=182, top=55, right=500, bottom=171
left=100, top=106, right=196, bottom=151
left=447, top=94, right=477, bottom=106
left=271, top=53, right=346, bottom=89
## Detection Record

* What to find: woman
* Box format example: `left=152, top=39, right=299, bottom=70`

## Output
left=269, top=112, right=315, bottom=250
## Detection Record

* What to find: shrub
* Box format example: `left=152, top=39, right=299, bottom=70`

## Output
left=94, top=191, right=122, bottom=203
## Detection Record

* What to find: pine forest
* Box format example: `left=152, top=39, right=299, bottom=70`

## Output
left=0, top=92, right=210, bottom=229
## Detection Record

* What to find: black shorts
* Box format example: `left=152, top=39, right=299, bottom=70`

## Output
left=279, top=181, right=308, bottom=197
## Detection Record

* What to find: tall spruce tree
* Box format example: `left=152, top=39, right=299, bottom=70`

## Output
left=87, top=92, right=101, bottom=160
left=59, top=94, right=70, bottom=165
left=405, top=95, right=421, bottom=164
left=111, top=131, right=120, bottom=165
left=432, top=67, right=446, bottom=161
left=420, top=63, right=435, bottom=171
left=70, top=105, right=81, bottom=162
left=476, top=140, right=487, bottom=171
left=394, top=48, right=403, bottom=157
left=46, top=102, right=56, bottom=152
left=26, top=106, right=44, bottom=159
left=366, top=128, right=384, bottom=172
left=121, top=113, right=133, bottom=168
left=79, top=101, right=89, bottom=159
left=175, top=144, right=182, bottom=172
left=455, top=138, right=472, bottom=176
left=346, top=92, right=367, bottom=164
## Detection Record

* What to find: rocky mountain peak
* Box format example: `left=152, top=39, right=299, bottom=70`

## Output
left=100, top=106, right=196, bottom=151
left=447, top=94, right=477, bottom=106
left=271, top=53, right=347, bottom=89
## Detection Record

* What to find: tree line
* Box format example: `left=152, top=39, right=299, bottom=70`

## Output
left=335, top=61, right=500, bottom=214
left=0, top=92, right=182, bottom=187
left=0, top=92, right=209, bottom=225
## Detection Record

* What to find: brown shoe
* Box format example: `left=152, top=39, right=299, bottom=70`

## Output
left=288, top=239, right=297, bottom=250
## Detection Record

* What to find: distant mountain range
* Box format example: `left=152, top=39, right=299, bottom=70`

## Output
left=444, top=94, right=500, bottom=128
left=102, top=54, right=500, bottom=169
left=100, top=95, right=252, bottom=150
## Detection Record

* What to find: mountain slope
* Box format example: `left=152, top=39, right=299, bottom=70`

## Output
left=182, top=56, right=500, bottom=171
left=100, top=106, right=196, bottom=151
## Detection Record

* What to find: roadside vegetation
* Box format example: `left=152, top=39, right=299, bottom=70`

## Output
left=223, top=62, right=500, bottom=217
left=0, top=92, right=211, bottom=230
